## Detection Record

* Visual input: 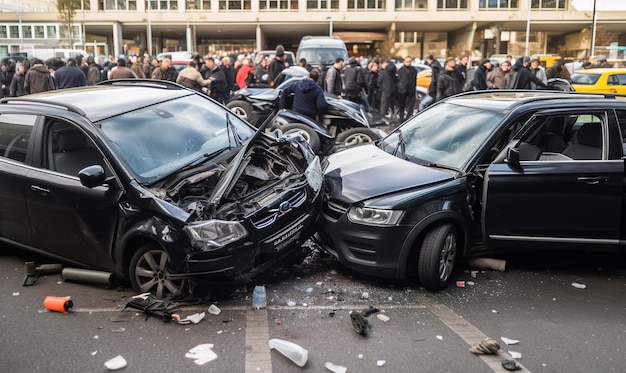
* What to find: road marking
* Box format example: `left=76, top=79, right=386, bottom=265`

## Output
left=414, top=293, right=530, bottom=373
left=245, top=309, right=272, bottom=373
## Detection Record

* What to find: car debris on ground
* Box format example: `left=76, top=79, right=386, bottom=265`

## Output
left=269, top=338, right=308, bottom=367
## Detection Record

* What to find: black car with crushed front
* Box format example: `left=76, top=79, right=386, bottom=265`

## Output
left=0, top=80, right=323, bottom=299
left=317, top=90, right=626, bottom=290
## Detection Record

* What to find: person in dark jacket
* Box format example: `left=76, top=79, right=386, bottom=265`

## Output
left=436, top=57, right=462, bottom=101
left=545, top=59, right=571, bottom=83
left=343, top=57, right=367, bottom=104
left=221, top=56, right=235, bottom=97
left=425, top=54, right=441, bottom=99
left=9, top=63, right=26, bottom=97
left=202, top=57, right=229, bottom=104
left=365, top=60, right=380, bottom=111
left=54, top=58, right=88, bottom=89
left=109, top=58, right=137, bottom=79
left=279, top=69, right=327, bottom=121
left=397, top=56, right=418, bottom=122
left=378, top=59, right=398, bottom=122
left=509, top=58, right=548, bottom=89
left=470, top=58, right=492, bottom=91
left=24, top=58, right=56, bottom=94
left=325, top=57, right=344, bottom=96
left=268, top=45, right=288, bottom=86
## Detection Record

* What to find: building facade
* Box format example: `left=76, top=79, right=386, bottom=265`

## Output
left=1, top=0, right=625, bottom=61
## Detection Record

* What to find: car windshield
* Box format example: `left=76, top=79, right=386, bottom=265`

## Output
left=571, top=73, right=601, bottom=85
left=380, top=102, right=504, bottom=170
left=98, top=94, right=256, bottom=183
left=298, top=48, right=348, bottom=65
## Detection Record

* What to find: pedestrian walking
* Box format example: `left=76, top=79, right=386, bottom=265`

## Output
left=378, top=59, right=398, bottom=122
left=436, top=57, right=462, bottom=101
left=365, top=60, right=381, bottom=112
left=235, top=57, right=255, bottom=90
left=397, top=56, right=418, bottom=122
left=508, top=58, right=547, bottom=89
left=425, top=54, right=442, bottom=99
left=529, top=57, right=547, bottom=90
left=343, top=57, right=367, bottom=105
left=9, top=63, right=26, bottom=97
left=325, top=57, right=345, bottom=96
left=469, top=58, right=492, bottom=91
left=268, top=45, right=288, bottom=87
left=24, top=58, right=56, bottom=94
left=54, top=58, right=88, bottom=89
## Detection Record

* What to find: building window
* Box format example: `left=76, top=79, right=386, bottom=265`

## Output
left=479, top=0, right=518, bottom=9
left=259, top=0, right=298, bottom=10
left=437, top=0, right=468, bottom=9
left=82, top=0, right=91, bottom=10
left=145, top=0, right=175, bottom=10
left=0, top=26, right=6, bottom=39
left=531, top=0, right=565, bottom=9
left=185, top=0, right=211, bottom=10
left=347, top=0, right=385, bottom=10
left=219, top=0, right=252, bottom=10
left=307, top=0, right=339, bottom=10
left=47, top=25, right=58, bottom=38
left=396, top=0, right=427, bottom=10
left=35, top=26, right=45, bottom=39
left=9, top=26, right=19, bottom=39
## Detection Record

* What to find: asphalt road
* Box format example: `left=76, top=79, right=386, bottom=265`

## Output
left=1, top=244, right=625, bottom=372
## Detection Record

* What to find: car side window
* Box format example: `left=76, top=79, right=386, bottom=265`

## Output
left=517, top=114, right=604, bottom=161
left=0, top=114, right=36, bottom=163
left=616, top=110, right=626, bottom=156
left=46, top=119, right=109, bottom=177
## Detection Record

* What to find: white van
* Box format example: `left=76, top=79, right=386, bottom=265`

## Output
left=296, top=36, right=349, bottom=72
left=24, top=48, right=88, bottom=61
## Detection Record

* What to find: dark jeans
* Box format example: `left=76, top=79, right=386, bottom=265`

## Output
left=397, top=90, right=416, bottom=121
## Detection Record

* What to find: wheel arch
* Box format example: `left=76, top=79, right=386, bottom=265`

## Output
left=400, top=210, right=470, bottom=278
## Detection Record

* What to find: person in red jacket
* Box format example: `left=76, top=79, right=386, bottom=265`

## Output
left=235, top=58, right=254, bottom=90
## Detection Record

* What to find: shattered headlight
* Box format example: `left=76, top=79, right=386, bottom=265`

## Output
left=305, top=156, right=323, bottom=193
left=184, top=220, right=248, bottom=251
left=347, top=207, right=403, bottom=226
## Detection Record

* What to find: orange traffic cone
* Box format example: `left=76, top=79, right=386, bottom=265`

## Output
left=44, top=296, right=73, bottom=313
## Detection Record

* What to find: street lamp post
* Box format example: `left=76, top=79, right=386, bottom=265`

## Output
left=147, top=0, right=153, bottom=56
left=524, top=0, right=531, bottom=56
left=325, top=16, right=333, bottom=36
left=590, top=0, right=598, bottom=57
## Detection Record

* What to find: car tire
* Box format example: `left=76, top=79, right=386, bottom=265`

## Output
left=227, top=100, right=258, bottom=125
left=418, top=224, right=458, bottom=290
left=336, top=128, right=382, bottom=149
left=281, top=123, right=321, bottom=154
left=129, top=243, right=187, bottom=299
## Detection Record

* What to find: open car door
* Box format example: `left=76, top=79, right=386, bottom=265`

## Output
left=482, top=108, right=623, bottom=252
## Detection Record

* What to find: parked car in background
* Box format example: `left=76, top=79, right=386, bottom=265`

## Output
left=317, top=90, right=626, bottom=290
left=254, top=50, right=296, bottom=67
left=571, top=68, right=626, bottom=94
left=0, top=80, right=323, bottom=299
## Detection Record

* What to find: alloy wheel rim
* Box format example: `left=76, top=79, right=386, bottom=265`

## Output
left=438, top=233, right=457, bottom=281
left=135, top=249, right=184, bottom=299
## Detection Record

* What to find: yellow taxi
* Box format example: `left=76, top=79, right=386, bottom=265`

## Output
left=570, top=68, right=626, bottom=94
left=414, top=64, right=432, bottom=89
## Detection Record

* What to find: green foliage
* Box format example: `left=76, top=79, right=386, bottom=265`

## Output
left=56, top=0, right=81, bottom=43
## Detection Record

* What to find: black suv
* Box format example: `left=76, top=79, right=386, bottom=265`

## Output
left=317, top=91, right=626, bottom=290
left=0, top=80, right=323, bottom=298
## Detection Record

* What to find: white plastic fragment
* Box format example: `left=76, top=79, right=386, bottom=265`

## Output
left=104, top=355, right=127, bottom=370
left=12, top=292, right=19, bottom=296
left=178, top=312, right=206, bottom=325
left=358, top=354, right=364, bottom=359
left=492, top=310, right=499, bottom=313
left=571, top=282, right=587, bottom=289
left=325, top=361, right=347, bottom=373
left=269, top=338, right=308, bottom=367
left=91, top=351, right=98, bottom=356
left=508, top=351, right=522, bottom=359
left=436, top=335, right=443, bottom=340
left=361, top=291, right=369, bottom=299
left=376, top=314, right=390, bottom=322
left=287, top=300, right=296, bottom=307
left=377, top=360, right=386, bottom=366
left=208, top=304, right=221, bottom=315
left=185, top=343, right=218, bottom=365
left=501, top=337, right=519, bottom=345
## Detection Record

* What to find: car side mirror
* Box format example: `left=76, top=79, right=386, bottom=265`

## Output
left=505, top=147, right=520, bottom=166
left=79, top=165, right=107, bottom=188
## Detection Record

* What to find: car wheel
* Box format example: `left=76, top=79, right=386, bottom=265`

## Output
left=418, top=224, right=458, bottom=290
left=281, top=123, right=321, bottom=154
left=226, top=100, right=259, bottom=125
left=336, top=128, right=382, bottom=149
left=129, top=243, right=187, bottom=299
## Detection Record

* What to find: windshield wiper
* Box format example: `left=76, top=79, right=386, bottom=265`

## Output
left=226, top=112, right=243, bottom=147
left=420, top=162, right=460, bottom=173
left=391, top=129, right=407, bottom=160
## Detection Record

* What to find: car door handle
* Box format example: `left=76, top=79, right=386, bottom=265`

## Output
left=30, top=185, right=51, bottom=195
left=576, top=176, right=608, bottom=185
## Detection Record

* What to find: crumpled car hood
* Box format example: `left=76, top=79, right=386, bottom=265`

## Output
left=324, top=144, right=454, bottom=203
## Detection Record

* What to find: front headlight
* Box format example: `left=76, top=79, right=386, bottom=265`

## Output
left=184, top=220, right=248, bottom=251
left=347, top=207, right=403, bottom=226
left=305, top=156, right=323, bottom=193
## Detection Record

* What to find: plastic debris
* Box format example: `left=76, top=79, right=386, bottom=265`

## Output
left=468, top=257, right=506, bottom=272
left=44, top=296, right=73, bottom=313
left=492, top=309, right=499, bottom=313
left=350, top=307, right=379, bottom=336
left=466, top=281, right=475, bottom=286
left=269, top=338, right=308, bottom=367
left=436, top=335, right=443, bottom=340
left=111, top=327, right=126, bottom=333
left=62, top=267, right=114, bottom=288
left=377, top=360, right=386, bottom=367
left=23, top=262, right=63, bottom=286
left=208, top=304, right=221, bottom=315
left=361, top=291, right=369, bottom=299
left=287, top=300, right=296, bottom=307
left=456, top=280, right=466, bottom=287
left=502, top=359, right=522, bottom=371
left=12, top=292, right=19, bottom=296
left=122, top=293, right=178, bottom=322
left=508, top=351, right=522, bottom=359
left=252, top=285, right=267, bottom=309
left=501, top=337, right=519, bottom=345
left=104, top=355, right=127, bottom=370
left=470, top=338, right=500, bottom=354
left=376, top=314, right=390, bottom=323
left=185, top=343, right=217, bottom=365
left=325, top=361, right=347, bottom=373
left=177, top=312, right=205, bottom=325
left=358, top=354, right=363, bottom=359
left=571, top=282, right=587, bottom=289
left=470, top=270, right=478, bottom=278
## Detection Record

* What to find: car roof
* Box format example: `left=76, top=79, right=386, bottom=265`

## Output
left=0, top=82, right=193, bottom=122
left=573, top=68, right=626, bottom=74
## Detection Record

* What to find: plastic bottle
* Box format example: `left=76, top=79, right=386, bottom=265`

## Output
left=252, top=285, right=267, bottom=309
left=268, top=338, right=308, bottom=367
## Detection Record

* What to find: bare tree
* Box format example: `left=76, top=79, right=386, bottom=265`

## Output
left=56, top=0, right=81, bottom=47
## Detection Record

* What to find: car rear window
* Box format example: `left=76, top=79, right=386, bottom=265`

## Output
left=571, top=73, right=600, bottom=85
